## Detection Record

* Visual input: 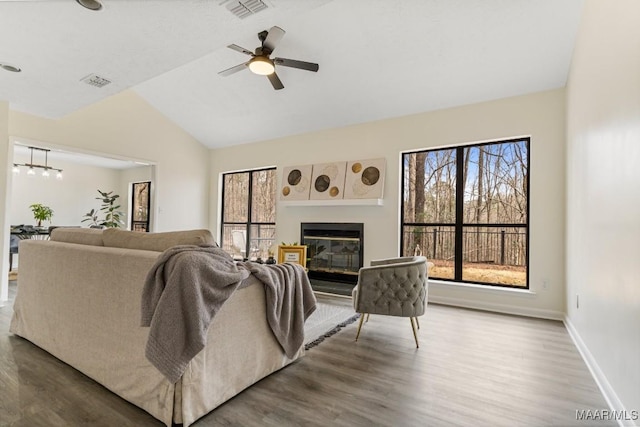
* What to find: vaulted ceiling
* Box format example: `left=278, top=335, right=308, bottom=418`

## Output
left=0, top=0, right=584, bottom=149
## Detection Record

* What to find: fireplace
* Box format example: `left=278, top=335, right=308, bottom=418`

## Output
left=301, top=223, right=363, bottom=293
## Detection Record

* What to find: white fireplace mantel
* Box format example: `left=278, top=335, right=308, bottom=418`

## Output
left=279, top=198, right=383, bottom=207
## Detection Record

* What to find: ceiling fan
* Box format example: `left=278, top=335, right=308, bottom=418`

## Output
left=218, top=26, right=319, bottom=90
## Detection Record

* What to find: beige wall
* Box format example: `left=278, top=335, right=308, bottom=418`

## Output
left=566, top=0, right=640, bottom=419
left=8, top=90, right=210, bottom=232
left=210, top=89, right=566, bottom=319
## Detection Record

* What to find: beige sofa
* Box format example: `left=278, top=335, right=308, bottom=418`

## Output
left=10, top=228, right=304, bottom=426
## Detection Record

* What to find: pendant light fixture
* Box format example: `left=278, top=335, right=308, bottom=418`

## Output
left=13, top=146, right=63, bottom=180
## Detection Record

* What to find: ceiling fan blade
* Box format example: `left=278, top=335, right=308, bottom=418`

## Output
left=267, top=72, right=284, bottom=90
left=218, top=62, right=249, bottom=76
left=227, top=44, right=254, bottom=56
left=274, top=57, right=319, bottom=72
left=263, top=26, right=285, bottom=53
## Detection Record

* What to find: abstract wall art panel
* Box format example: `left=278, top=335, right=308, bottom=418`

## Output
left=280, top=164, right=312, bottom=201
left=344, top=158, right=386, bottom=199
left=309, top=162, right=346, bottom=200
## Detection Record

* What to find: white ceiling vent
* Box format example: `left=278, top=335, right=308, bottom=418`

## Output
left=80, top=73, right=112, bottom=88
left=221, top=0, right=268, bottom=19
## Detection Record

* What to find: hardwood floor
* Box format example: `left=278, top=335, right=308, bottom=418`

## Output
left=0, top=281, right=614, bottom=427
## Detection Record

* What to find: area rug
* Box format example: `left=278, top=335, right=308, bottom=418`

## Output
left=304, top=300, right=360, bottom=350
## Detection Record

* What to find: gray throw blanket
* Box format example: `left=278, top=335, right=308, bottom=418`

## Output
left=141, top=245, right=317, bottom=384
left=242, top=261, right=317, bottom=360
left=141, top=245, right=249, bottom=383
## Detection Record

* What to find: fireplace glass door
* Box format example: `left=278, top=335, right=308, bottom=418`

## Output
left=306, top=236, right=361, bottom=277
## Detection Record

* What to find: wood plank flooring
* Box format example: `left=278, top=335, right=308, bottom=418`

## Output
left=0, top=282, right=614, bottom=426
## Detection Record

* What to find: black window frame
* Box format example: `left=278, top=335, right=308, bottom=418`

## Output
left=401, top=137, right=530, bottom=289
left=220, top=167, right=276, bottom=260
left=130, top=181, right=151, bottom=232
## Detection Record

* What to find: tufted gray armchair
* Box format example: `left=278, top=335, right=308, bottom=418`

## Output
left=352, top=256, right=428, bottom=347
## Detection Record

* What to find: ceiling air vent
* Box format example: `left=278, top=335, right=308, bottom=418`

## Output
left=221, top=0, right=268, bottom=19
left=80, top=73, right=112, bottom=88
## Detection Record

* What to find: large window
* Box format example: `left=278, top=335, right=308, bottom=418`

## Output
left=401, top=138, right=529, bottom=288
left=220, top=168, right=276, bottom=261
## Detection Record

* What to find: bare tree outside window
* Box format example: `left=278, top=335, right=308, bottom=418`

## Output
left=221, top=168, right=276, bottom=261
left=402, top=138, right=529, bottom=288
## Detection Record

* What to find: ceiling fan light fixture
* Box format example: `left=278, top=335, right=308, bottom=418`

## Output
left=76, top=0, right=103, bottom=11
left=248, top=56, right=275, bottom=75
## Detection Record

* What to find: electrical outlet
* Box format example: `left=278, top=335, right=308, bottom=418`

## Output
left=542, top=279, right=549, bottom=290
left=576, top=294, right=579, bottom=309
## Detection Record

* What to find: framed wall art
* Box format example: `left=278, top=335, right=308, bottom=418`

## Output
left=344, top=158, right=386, bottom=199
left=280, top=164, right=312, bottom=201
left=309, top=161, right=346, bottom=200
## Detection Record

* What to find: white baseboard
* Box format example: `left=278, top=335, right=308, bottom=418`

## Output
left=564, top=316, right=637, bottom=427
left=428, top=295, right=564, bottom=320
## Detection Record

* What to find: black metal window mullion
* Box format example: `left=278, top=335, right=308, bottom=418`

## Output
left=245, top=172, right=254, bottom=257
left=219, top=175, right=228, bottom=242
left=454, top=146, right=464, bottom=281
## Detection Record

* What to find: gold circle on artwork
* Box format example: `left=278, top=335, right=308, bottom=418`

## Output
left=282, top=186, right=291, bottom=196
left=287, top=169, right=302, bottom=186
left=352, top=162, right=362, bottom=173
left=361, top=166, right=380, bottom=186
left=329, top=186, right=340, bottom=197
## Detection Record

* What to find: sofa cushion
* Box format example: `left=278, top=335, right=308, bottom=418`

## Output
left=102, top=228, right=216, bottom=252
left=50, top=228, right=105, bottom=246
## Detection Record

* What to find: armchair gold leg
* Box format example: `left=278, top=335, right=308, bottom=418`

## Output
left=415, top=316, right=420, bottom=329
left=365, top=313, right=370, bottom=322
left=410, top=317, right=419, bottom=348
left=355, top=314, right=366, bottom=342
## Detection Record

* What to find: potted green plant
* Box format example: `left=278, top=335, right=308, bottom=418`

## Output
left=29, top=203, right=54, bottom=227
left=81, top=208, right=100, bottom=228
left=82, top=190, right=125, bottom=228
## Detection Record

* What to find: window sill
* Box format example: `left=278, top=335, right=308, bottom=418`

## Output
left=428, top=279, right=537, bottom=297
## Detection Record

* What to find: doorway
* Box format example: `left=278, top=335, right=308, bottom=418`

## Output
left=130, top=181, right=151, bottom=232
